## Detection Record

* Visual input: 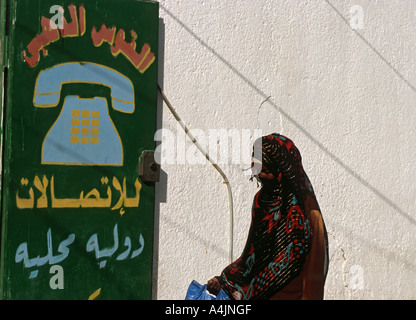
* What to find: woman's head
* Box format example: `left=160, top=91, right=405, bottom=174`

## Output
left=251, top=133, right=304, bottom=190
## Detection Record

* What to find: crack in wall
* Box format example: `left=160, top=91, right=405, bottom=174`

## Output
left=327, top=230, right=351, bottom=293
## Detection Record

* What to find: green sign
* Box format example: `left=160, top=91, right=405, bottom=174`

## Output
left=0, top=0, right=159, bottom=299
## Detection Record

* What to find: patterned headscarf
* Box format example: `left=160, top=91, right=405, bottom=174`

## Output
left=219, top=133, right=316, bottom=300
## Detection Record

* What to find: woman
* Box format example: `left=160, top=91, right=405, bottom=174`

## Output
left=207, top=133, right=328, bottom=300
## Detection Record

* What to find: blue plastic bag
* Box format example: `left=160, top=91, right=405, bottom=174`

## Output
left=185, top=280, right=231, bottom=300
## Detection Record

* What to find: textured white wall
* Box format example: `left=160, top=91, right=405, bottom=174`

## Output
left=154, top=0, right=416, bottom=300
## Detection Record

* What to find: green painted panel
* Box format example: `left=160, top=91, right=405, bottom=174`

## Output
left=0, top=0, right=158, bottom=299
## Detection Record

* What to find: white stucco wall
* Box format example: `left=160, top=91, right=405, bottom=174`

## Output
left=153, top=0, right=416, bottom=300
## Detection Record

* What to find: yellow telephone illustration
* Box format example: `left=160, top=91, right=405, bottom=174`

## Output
left=33, top=62, right=134, bottom=166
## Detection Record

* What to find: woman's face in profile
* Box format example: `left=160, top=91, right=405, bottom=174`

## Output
left=258, top=165, right=275, bottom=180
left=252, top=160, right=275, bottom=181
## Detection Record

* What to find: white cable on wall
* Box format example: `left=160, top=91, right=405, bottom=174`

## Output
left=157, top=85, right=234, bottom=264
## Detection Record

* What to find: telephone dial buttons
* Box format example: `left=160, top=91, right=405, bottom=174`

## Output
left=70, top=109, right=100, bottom=145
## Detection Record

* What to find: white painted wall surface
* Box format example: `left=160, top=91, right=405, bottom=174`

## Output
left=153, top=0, right=416, bottom=300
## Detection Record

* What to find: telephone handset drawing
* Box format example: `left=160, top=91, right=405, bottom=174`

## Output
left=34, top=62, right=134, bottom=166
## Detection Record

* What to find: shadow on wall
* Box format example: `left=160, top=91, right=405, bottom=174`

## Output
left=158, top=3, right=415, bottom=227
left=153, top=2, right=416, bottom=299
